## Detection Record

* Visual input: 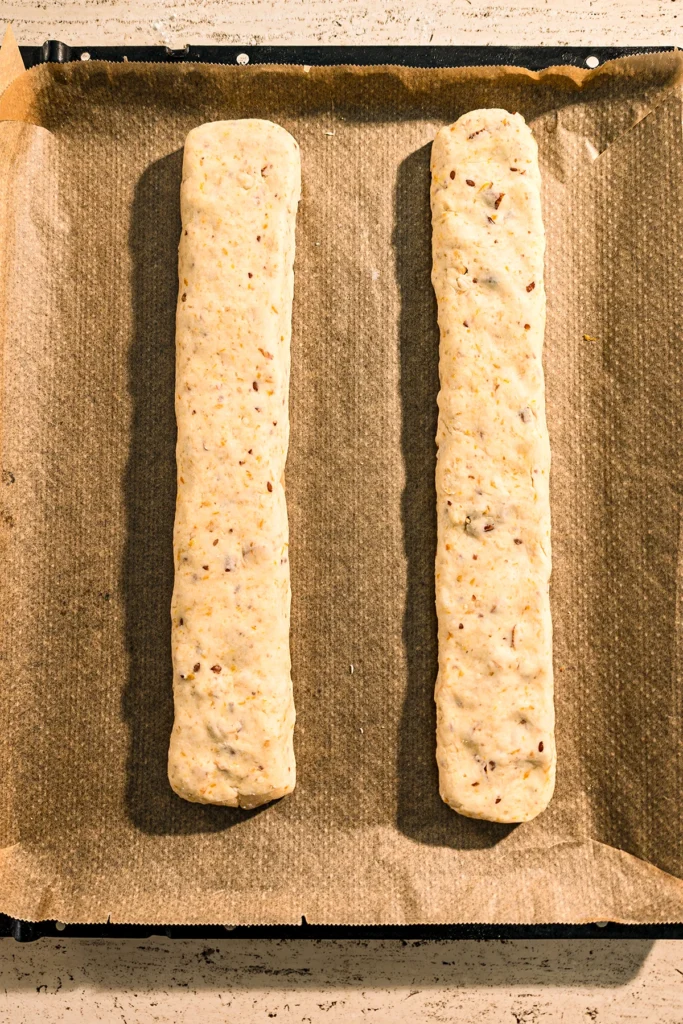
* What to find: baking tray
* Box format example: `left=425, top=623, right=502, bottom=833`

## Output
left=19, top=41, right=674, bottom=71
left=3, top=41, right=681, bottom=943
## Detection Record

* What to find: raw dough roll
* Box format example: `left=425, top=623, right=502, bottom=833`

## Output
left=430, top=109, right=555, bottom=823
left=168, top=119, right=300, bottom=808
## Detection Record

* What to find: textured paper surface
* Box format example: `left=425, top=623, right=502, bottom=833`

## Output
left=0, top=48, right=682, bottom=924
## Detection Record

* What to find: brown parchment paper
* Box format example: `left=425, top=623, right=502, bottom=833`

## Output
left=0, top=43, right=682, bottom=925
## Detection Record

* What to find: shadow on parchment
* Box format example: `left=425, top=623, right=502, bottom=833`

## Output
left=122, top=150, right=266, bottom=835
left=393, top=145, right=515, bottom=851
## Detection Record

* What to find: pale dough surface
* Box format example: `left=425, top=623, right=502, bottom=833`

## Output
left=168, top=119, right=300, bottom=808
left=431, top=109, right=555, bottom=823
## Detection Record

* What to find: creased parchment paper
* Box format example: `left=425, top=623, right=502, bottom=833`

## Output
left=0, top=37, right=682, bottom=924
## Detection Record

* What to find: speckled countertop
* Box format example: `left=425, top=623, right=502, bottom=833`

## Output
left=4, top=0, right=683, bottom=48
left=3, top=935, right=683, bottom=1023
left=1, top=2, right=682, bottom=1022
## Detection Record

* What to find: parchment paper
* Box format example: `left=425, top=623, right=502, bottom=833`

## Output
left=0, top=37, right=682, bottom=924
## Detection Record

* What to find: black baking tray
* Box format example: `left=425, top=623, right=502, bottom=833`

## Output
left=5, top=40, right=681, bottom=942
left=1, top=917, right=683, bottom=942
left=19, top=41, right=674, bottom=70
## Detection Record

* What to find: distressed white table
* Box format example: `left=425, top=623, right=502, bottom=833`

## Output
left=4, top=0, right=683, bottom=48
left=1, top=936, right=683, bottom=1023
left=1, top=2, right=682, bottom=1021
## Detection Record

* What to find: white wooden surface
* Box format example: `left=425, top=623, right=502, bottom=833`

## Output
left=1, top=936, right=683, bottom=1023
left=1, top=2, right=682, bottom=1021
left=3, top=0, right=683, bottom=48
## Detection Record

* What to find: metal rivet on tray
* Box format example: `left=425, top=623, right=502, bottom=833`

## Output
left=80, top=51, right=91, bottom=61
left=585, top=55, right=599, bottom=68
left=236, top=52, right=249, bottom=65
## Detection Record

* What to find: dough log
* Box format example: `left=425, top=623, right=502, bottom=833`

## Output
left=168, top=119, right=300, bottom=808
left=431, top=109, right=555, bottom=823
